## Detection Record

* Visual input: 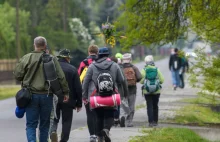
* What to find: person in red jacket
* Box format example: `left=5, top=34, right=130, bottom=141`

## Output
left=78, top=45, right=98, bottom=142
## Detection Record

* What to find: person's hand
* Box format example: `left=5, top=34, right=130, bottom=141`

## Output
left=76, top=107, right=82, bottom=112
left=83, top=98, right=89, bottom=105
left=63, top=95, right=69, bottom=103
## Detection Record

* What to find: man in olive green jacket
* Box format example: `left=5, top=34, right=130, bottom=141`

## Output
left=14, top=36, right=69, bottom=142
left=140, top=55, right=164, bottom=127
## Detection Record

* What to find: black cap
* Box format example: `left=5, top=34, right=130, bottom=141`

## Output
left=57, top=49, right=72, bottom=58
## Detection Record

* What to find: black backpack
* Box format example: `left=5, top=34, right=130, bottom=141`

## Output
left=172, top=55, right=181, bottom=70
left=94, top=64, right=115, bottom=97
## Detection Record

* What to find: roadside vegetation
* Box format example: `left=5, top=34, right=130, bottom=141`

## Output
left=129, top=128, right=209, bottom=142
left=0, top=86, right=20, bottom=100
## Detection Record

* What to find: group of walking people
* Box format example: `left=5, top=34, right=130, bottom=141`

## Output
left=15, top=36, right=192, bottom=142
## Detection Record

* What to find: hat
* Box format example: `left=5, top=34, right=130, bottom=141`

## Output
left=115, top=53, right=123, bottom=59
left=98, top=47, right=109, bottom=55
left=15, top=106, right=25, bottom=119
left=144, top=55, right=154, bottom=63
left=57, top=49, right=72, bottom=58
left=122, top=53, right=132, bottom=60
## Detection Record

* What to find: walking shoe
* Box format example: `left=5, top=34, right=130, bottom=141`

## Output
left=153, top=122, right=158, bottom=126
left=50, top=132, right=58, bottom=142
left=101, top=129, right=111, bottom=142
left=120, top=116, right=125, bottom=127
left=114, top=119, right=119, bottom=126
left=127, top=122, right=134, bottom=127
left=90, top=135, right=97, bottom=142
left=148, top=123, right=154, bottom=127
left=97, top=136, right=104, bottom=142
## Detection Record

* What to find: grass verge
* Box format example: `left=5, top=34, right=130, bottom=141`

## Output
left=129, top=127, right=209, bottom=142
left=0, top=86, right=20, bottom=100
left=180, top=95, right=220, bottom=105
left=169, top=104, right=220, bottom=125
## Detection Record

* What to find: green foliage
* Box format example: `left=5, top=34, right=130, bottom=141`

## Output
left=117, top=0, right=188, bottom=50
left=0, top=2, right=30, bottom=59
left=189, top=49, right=220, bottom=102
left=129, top=128, right=208, bottom=142
left=0, top=86, right=20, bottom=100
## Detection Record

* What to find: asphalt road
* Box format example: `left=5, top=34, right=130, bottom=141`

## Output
left=0, top=58, right=172, bottom=142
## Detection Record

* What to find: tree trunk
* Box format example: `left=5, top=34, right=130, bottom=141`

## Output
left=16, top=0, right=20, bottom=61
left=63, top=0, right=67, bottom=32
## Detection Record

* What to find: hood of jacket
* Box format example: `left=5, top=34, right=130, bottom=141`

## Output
left=93, top=57, right=113, bottom=70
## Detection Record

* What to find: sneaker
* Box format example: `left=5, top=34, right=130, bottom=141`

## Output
left=90, top=136, right=96, bottom=142
left=101, top=129, right=111, bottom=142
left=153, top=122, right=158, bottom=126
left=127, top=122, right=134, bottom=127
left=50, top=132, right=58, bottom=142
left=120, top=116, right=125, bottom=127
left=173, top=86, right=177, bottom=90
left=148, top=123, right=154, bottom=127
left=114, top=119, right=119, bottom=126
left=97, top=136, right=104, bottom=142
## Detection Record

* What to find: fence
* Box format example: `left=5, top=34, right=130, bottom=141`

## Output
left=0, top=59, right=17, bottom=82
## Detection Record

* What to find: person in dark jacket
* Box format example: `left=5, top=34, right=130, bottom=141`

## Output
left=82, top=47, right=125, bottom=142
left=50, top=49, right=82, bottom=142
left=169, top=48, right=182, bottom=90
left=122, top=53, right=142, bottom=127
left=78, top=45, right=98, bottom=142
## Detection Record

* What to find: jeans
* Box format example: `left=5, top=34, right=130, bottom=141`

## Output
left=94, top=108, right=114, bottom=137
left=85, top=103, right=97, bottom=136
left=26, top=94, right=53, bottom=142
left=51, top=102, right=73, bottom=142
left=144, top=94, right=160, bottom=123
left=171, top=68, right=180, bottom=87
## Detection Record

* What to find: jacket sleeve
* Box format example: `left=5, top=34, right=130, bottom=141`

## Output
left=73, top=71, right=82, bottom=107
left=133, top=65, right=142, bottom=82
left=14, top=55, right=29, bottom=81
left=140, top=69, right=145, bottom=84
left=119, top=67, right=128, bottom=97
left=158, top=69, right=164, bottom=84
left=82, top=64, right=93, bottom=100
left=116, top=64, right=125, bottom=85
left=169, top=55, right=172, bottom=70
left=53, top=57, right=69, bottom=96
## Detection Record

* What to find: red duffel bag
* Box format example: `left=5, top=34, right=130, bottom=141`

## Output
left=90, top=94, right=121, bottom=109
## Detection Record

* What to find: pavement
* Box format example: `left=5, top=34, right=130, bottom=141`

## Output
left=1, top=58, right=219, bottom=142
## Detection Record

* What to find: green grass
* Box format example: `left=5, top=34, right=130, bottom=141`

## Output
left=172, top=104, right=220, bottom=125
left=180, top=95, right=220, bottom=105
left=129, top=127, right=209, bottom=142
left=135, top=103, right=146, bottom=110
left=0, top=86, right=20, bottom=100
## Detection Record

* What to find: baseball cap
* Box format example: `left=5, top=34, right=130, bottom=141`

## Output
left=57, top=49, right=72, bottom=58
left=98, top=47, right=109, bottom=55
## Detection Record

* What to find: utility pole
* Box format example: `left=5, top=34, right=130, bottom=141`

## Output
left=16, top=0, right=20, bottom=61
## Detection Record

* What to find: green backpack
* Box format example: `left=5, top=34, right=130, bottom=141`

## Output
left=144, top=67, right=160, bottom=93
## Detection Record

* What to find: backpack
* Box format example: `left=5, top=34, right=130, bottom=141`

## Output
left=80, top=59, right=93, bottom=83
left=123, top=66, right=136, bottom=86
left=95, top=64, right=115, bottom=97
left=144, top=67, right=160, bottom=93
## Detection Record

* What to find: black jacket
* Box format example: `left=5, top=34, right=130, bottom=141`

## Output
left=58, top=58, right=82, bottom=108
left=169, top=54, right=182, bottom=71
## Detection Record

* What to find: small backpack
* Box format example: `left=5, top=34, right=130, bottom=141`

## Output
left=123, top=66, right=136, bottom=86
left=144, top=67, right=160, bottom=93
left=172, top=55, right=180, bottom=70
left=95, top=64, right=115, bottom=96
left=80, top=59, right=93, bottom=83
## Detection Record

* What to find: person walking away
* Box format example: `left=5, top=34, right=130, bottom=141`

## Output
left=82, top=47, right=125, bottom=142
left=169, top=48, right=182, bottom=90
left=50, top=49, right=82, bottom=142
left=110, top=56, right=129, bottom=127
left=140, top=55, right=164, bottom=127
left=179, top=51, right=189, bottom=89
left=78, top=45, right=98, bottom=142
left=14, top=36, right=69, bottom=142
left=122, top=53, right=142, bottom=127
